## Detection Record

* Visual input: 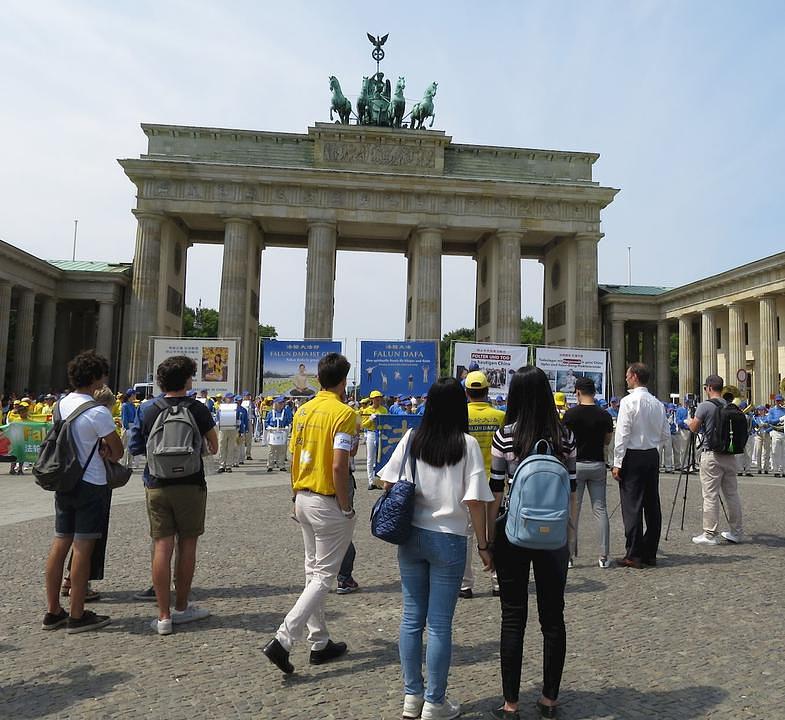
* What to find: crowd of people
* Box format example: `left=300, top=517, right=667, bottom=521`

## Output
left=5, top=346, right=782, bottom=719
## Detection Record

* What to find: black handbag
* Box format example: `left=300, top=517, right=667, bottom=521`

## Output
left=104, top=458, right=132, bottom=490
left=370, top=435, right=417, bottom=545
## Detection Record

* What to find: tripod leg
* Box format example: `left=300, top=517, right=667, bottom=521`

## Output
left=679, top=434, right=697, bottom=532
left=665, top=470, right=682, bottom=541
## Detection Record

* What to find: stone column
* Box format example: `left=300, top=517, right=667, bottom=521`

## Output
left=678, top=315, right=695, bottom=398
left=656, top=320, right=671, bottom=400
left=406, top=226, right=442, bottom=340
left=574, top=233, right=601, bottom=348
left=35, top=296, right=57, bottom=392
left=96, top=301, right=115, bottom=362
left=12, top=288, right=36, bottom=392
left=219, top=219, right=253, bottom=340
left=611, top=318, right=625, bottom=397
left=128, top=212, right=164, bottom=384
left=303, top=221, right=337, bottom=339
left=700, top=309, right=717, bottom=382
left=495, top=231, right=523, bottom=344
left=727, top=303, right=746, bottom=393
left=758, top=296, right=778, bottom=402
left=0, top=281, right=12, bottom=391
left=642, top=325, right=656, bottom=371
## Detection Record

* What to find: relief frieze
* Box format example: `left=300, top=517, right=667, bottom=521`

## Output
left=321, top=141, right=436, bottom=169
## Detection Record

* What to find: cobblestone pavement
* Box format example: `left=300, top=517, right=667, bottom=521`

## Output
left=1, top=446, right=784, bottom=720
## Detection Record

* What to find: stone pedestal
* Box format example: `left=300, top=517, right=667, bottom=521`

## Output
left=405, top=227, right=442, bottom=341
left=727, top=303, right=746, bottom=394
left=700, top=309, right=717, bottom=382
left=35, top=296, right=57, bottom=391
left=475, top=231, right=522, bottom=343
left=656, top=320, right=671, bottom=400
left=303, top=221, right=337, bottom=339
left=758, top=296, right=778, bottom=402
left=678, top=315, right=695, bottom=399
left=12, top=289, right=36, bottom=393
left=0, top=282, right=11, bottom=391
left=128, top=212, right=164, bottom=384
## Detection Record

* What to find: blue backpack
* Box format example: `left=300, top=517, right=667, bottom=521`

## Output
left=505, top=439, right=570, bottom=550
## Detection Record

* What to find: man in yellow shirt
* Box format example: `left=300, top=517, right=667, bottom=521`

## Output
left=263, top=352, right=356, bottom=675
left=360, top=390, right=388, bottom=490
left=461, top=370, right=505, bottom=599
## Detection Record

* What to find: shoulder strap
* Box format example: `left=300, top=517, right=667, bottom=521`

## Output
left=153, top=397, right=170, bottom=413
left=60, top=399, right=103, bottom=424
left=398, top=432, right=416, bottom=486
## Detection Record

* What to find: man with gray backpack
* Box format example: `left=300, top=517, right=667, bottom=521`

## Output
left=137, top=355, right=218, bottom=635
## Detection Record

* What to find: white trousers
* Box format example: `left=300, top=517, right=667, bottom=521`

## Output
left=276, top=491, right=355, bottom=651
left=365, top=430, right=378, bottom=487
left=770, top=430, right=785, bottom=473
left=753, top=433, right=771, bottom=471
left=218, top=428, right=238, bottom=467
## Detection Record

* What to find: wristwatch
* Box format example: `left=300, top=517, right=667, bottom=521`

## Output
left=341, top=508, right=355, bottom=517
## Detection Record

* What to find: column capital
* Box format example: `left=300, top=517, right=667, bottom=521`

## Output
left=17, top=286, right=36, bottom=299
left=131, top=210, right=166, bottom=222
left=306, top=220, right=337, bottom=232
left=495, top=228, right=525, bottom=241
left=222, top=216, right=255, bottom=227
left=415, top=224, right=444, bottom=235
left=574, top=231, right=603, bottom=243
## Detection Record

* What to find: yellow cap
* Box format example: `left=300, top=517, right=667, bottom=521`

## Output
left=465, top=371, right=489, bottom=389
left=554, top=391, right=566, bottom=406
left=369, top=390, right=383, bottom=399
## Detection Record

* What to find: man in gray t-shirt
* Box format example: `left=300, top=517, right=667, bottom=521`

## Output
left=687, top=374, right=744, bottom=546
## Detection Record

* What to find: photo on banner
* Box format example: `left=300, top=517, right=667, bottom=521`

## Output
left=359, top=340, right=438, bottom=399
left=534, top=346, right=609, bottom=403
left=151, top=338, right=238, bottom=396
left=452, top=342, right=529, bottom=399
left=261, top=339, right=343, bottom=397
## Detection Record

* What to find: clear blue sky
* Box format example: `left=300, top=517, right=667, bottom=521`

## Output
left=2, top=1, right=784, bottom=357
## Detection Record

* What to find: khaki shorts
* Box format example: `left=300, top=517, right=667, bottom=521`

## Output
left=145, top=485, right=207, bottom=539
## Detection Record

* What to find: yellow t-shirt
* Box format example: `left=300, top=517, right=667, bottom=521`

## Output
left=467, top=401, right=506, bottom=476
left=6, top=410, right=22, bottom=423
left=360, top=403, right=388, bottom=430
left=290, top=390, right=357, bottom=495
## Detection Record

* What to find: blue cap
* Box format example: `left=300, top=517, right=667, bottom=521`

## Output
left=610, top=396, right=619, bottom=403
left=756, top=405, right=765, bottom=410
left=468, top=361, right=480, bottom=371
left=776, top=394, right=784, bottom=401
left=598, top=398, right=608, bottom=407
left=125, top=388, right=136, bottom=395
left=186, top=389, right=197, bottom=397
left=402, top=398, right=412, bottom=406
left=274, top=395, right=285, bottom=403
left=224, top=392, right=234, bottom=400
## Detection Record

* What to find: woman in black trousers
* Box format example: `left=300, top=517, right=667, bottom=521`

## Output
left=486, top=367, right=576, bottom=720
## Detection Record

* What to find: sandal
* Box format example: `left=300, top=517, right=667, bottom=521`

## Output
left=61, top=580, right=71, bottom=597
left=62, top=582, right=101, bottom=602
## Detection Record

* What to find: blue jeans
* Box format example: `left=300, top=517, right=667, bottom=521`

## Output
left=398, top=526, right=466, bottom=704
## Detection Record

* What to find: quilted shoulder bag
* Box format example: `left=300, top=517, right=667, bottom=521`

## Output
left=370, top=434, right=417, bottom=545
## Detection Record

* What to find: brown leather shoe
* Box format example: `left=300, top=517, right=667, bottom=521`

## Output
left=617, top=557, right=643, bottom=569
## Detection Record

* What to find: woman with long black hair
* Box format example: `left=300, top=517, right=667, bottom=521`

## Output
left=487, top=366, right=576, bottom=720
left=381, top=377, right=494, bottom=720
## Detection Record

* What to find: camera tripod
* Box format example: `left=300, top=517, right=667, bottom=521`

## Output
left=665, top=430, right=728, bottom=540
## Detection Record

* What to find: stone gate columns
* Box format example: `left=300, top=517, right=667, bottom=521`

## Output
left=127, top=212, right=164, bottom=384
left=12, top=288, right=35, bottom=392
left=700, top=309, right=717, bottom=382
left=758, top=296, right=778, bottom=401
left=574, top=233, right=601, bottom=348
left=610, top=318, right=625, bottom=397
left=656, top=320, right=671, bottom=400
left=678, top=315, right=696, bottom=398
left=219, top=218, right=262, bottom=391
left=727, top=303, right=745, bottom=391
left=96, top=301, right=115, bottom=363
left=0, top=281, right=11, bottom=390
left=405, top=226, right=442, bottom=341
left=303, top=221, right=337, bottom=339
left=35, top=296, right=57, bottom=391
left=475, top=230, right=522, bottom=343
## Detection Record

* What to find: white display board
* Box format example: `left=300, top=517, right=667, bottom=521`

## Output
left=534, top=346, right=608, bottom=403
left=150, top=337, right=239, bottom=395
left=452, top=342, right=530, bottom=399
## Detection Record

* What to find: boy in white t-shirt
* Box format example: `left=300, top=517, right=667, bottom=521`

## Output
left=42, top=351, right=123, bottom=634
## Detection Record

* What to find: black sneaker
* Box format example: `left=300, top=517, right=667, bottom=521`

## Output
left=42, top=608, right=69, bottom=630
left=66, top=609, right=111, bottom=634
left=309, top=639, right=347, bottom=665
left=458, top=588, right=473, bottom=599
left=263, top=638, right=294, bottom=674
left=133, top=586, right=157, bottom=601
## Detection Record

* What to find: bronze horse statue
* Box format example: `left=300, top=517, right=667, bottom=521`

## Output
left=410, top=81, right=437, bottom=129
left=329, top=76, right=352, bottom=124
left=390, top=76, right=405, bottom=128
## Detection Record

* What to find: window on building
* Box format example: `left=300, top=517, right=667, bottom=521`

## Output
left=715, top=327, right=722, bottom=350
left=744, top=322, right=749, bottom=346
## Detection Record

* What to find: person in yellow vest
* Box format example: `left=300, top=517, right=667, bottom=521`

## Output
left=461, top=371, right=506, bottom=599
left=360, top=390, right=388, bottom=490
left=554, top=391, right=567, bottom=419
left=7, top=401, right=31, bottom=474
left=111, top=393, right=123, bottom=420
left=6, top=400, right=23, bottom=423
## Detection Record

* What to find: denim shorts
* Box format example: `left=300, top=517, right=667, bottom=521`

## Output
left=55, top=481, right=109, bottom=540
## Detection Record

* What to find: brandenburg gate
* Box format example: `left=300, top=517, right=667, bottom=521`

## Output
left=119, top=44, right=617, bottom=389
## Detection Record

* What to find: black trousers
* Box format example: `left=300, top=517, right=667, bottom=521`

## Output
left=494, top=517, right=569, bottom=703
left=619, top=448, right=661, bottom=561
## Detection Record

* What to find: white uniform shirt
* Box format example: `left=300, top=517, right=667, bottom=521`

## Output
left=613, top=387, right=670, bottom=468
left=57, top=392, right=116, bottom=486
left=380, top=429, right=493, bottom=536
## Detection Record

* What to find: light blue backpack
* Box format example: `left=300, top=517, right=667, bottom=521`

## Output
left=505, top=439, right=570, bottom=550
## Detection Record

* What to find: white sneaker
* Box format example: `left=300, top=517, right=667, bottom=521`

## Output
left=421, top=698, right=460, bottom=719
left=598, top=556, right=612, bottom=568
left=151, top=618, right=173, bottom=635
left=402, top=694, right=425, bottom=719
left=171, top=604, right=210, bottom=625
left=692, top=533, right=720, bottom=545
left=721, top=530, right=743, bottom=544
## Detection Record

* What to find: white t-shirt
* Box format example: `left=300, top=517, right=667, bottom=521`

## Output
left=57, top=392, right=116, bottom=486
left=380, top=429, right=494, bottom=536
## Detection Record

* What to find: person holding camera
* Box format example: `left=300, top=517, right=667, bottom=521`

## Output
left=688, top=375, right=744, bottom=545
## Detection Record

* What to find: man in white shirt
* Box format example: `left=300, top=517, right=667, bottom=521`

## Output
left=612, top=363, right=670, bottom=569
left=42, top=351, right=123, bottom=633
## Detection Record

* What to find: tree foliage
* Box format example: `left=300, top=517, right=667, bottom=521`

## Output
left=439, top=327, right=475, bottom=376
left=182, top=306, right=277, bottom=341
left=520, top=316, right=544, bottom=346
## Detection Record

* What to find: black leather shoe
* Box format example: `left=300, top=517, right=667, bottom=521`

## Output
left=488, top=707, right=520, bottom=719
left=309, top=639, right=347, bottom=665
left=536, top=700, right=558, bottom=718
left=458, top=588, right=473, bottom=599
left=263, top=638, right=294, bottom=674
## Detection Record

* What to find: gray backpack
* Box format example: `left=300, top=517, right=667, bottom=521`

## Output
left=33, top=400, right=103, bottom=492
left=146, top=398, right=202, bottom=480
